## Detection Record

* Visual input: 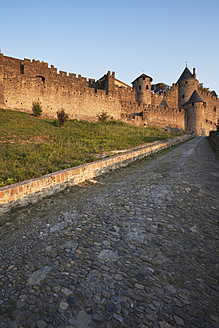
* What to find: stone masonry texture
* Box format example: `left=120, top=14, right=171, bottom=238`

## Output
left=0, top=136, right=218, bottom=328
left=0, top=53, right=218, bottom=135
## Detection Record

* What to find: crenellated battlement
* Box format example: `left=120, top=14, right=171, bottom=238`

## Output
left=146, top=104, right=182, bottom=113
left=0, top=54, right=96, bottom=88
left=199, top=89, right=218, bottom=101
left=0, top=53, right=218, bottom=135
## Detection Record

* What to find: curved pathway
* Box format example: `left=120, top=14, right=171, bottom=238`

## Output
left=0, top=136, right=218, bottom=328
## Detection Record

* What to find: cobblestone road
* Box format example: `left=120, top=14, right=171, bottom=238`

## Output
left=0, top=136, right=218, bottom=328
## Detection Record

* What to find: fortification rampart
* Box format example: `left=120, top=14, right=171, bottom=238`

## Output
left=143, top=105, right=184, bottom=129
left=120, top=100, right=147, bottom=115
left=0, top=54, right=122, bottom=121
left=151, top=83, right=178, bottom=109
left=0, top=53, right=218, bottom=135
left=121, top=105, right=184, bottom=129
left=198, top=90, right=219, bottom=134
left=164, top=83, right=178, bottom=108
left=151, top=92, right=163, bottom=106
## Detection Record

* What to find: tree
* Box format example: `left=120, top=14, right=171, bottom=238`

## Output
left=210, top=90, right=218, bottom=97
left=57, top=109, right=68, bottom=127
left=32, top=101, right=42, bottom=117
left=198, top=83, right=209, bottom=94
left=198, top=83, right=217, bottom=97
left=151, top=83, right=170, bottom=94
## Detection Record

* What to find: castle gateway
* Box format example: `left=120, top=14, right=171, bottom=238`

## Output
left=0, top=53, right=218, bottom=136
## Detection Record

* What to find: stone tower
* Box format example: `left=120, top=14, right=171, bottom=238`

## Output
left=132, top=74, right=153, bottom=105
left=177, top=66, right=198, bottom=109
left=183, top=89, right=205, bottom=135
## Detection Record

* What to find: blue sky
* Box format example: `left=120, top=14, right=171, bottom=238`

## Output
left=1, top=0, right=219, bottom=92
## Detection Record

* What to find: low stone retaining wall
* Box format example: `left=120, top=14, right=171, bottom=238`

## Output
left=0, top=134, right=193, bottom=215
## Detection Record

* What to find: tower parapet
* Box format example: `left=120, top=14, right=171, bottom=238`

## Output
left=183, top=89, right=205, bottom=135
left=132, top=74, right=153, bottom=105
left=177, top=66, right=198, bottom=109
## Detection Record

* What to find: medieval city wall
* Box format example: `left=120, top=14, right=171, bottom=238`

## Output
left=3, top=76, right=122, bottom=121
left=120, top=100, right=146, bottom=115
left=184, top=91, right=218, bottom=136
left=121, top=105, right=185, bottom=130
left=0, top=54, right=121, bottom=121
left=143, top=106, right=185, bottom=129
left=199, top=90, right=218, bottom=131
left=151, top=84, right=178, bottom=109
left=151, top=92, right=163, bottom=107
left=0, top=53, right=218, bottom=135
left=164, top=84, right=178, bottom=108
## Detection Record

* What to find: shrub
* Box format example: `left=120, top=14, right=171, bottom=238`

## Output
left=32, top=101, right=42, bottom=117
left=209, top=124, right=219, bottom=136
left=57, top=109, right=68, bottom=127
left=97, top=111, right=109, bottom=123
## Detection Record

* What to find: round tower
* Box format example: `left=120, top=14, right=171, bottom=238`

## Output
left=177, top=67, right=198, bottom=109
left=132, top=74, right=153, bottom=105
left=183, top=89, right=205, bottom=135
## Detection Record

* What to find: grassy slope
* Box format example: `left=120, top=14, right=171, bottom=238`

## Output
left=0, top=109, right=181, bottom=186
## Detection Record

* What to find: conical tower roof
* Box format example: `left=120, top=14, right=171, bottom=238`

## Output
left=183, top=89, right=204, bottom=106
left=177, top=67, right=194, bottom=83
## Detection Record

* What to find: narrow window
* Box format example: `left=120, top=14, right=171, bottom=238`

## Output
left=185, top=81, right=188, bottom=84
left=139, top=85, right=141, bottom=90
left=20, top=63, right=24, bottom=74
left=206, top=119, right=208, bottom=122
left=192, top=102, right=194, bottom=106
left=143, top=77, right=145, bottom=81
left=214, top=107, right=216, bottom=112
left=182, top=94, right=184, bottom=99
left=146, top=85, right=149, bottom=90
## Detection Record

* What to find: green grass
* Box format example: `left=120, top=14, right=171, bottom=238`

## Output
left=0, top=108, right=182, bottom=187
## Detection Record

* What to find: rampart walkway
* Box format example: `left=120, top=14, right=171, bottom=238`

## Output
left=0, top=137, right=218, bottom=328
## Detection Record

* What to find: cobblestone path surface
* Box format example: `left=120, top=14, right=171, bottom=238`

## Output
left=0, top=136, right=218, bottom=328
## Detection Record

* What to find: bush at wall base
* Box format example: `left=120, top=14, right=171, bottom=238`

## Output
left=57, top=109, right=69, bottom=127
left=32, top=101, right=42, bottom=117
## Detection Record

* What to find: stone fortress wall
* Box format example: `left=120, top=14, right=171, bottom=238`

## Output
left=0, top=54, right=122, bottom=121
left=0, top=53, right=218, bottom=135
left=198, top=91, right=218, bottom=134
